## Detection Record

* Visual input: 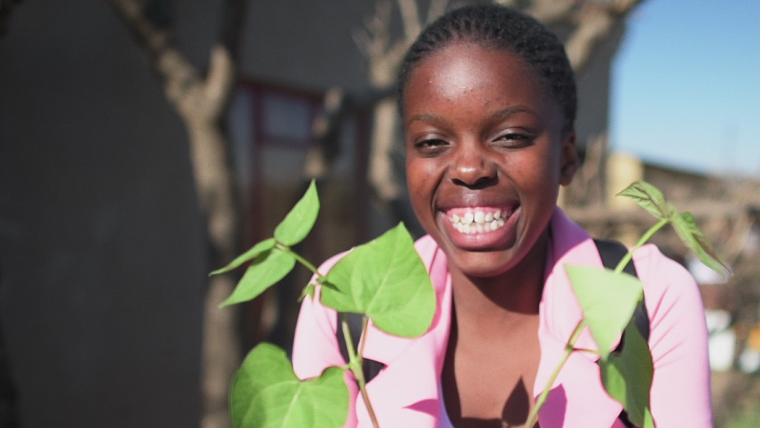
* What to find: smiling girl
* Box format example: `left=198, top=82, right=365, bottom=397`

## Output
left=292, top=4, right=712, bottom=428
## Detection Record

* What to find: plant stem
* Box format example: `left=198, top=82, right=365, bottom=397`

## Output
left=276, top=242, right=327, bottom=282
left=340, top=313, right=381, bottom=428
left=613, top=219, right=669, bottom=274
left=525, top=320, right=587, bottom=428
left=358, top=316, right=370, bottom=358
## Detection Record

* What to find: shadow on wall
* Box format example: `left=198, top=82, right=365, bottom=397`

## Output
left=0, top=1, right=211, bottom=427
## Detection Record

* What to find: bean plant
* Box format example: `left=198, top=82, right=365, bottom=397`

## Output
left=210, top=180, right=727, bottom=428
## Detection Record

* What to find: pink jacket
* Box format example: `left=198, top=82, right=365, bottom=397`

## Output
left=292, top=209, right=712, bottom=428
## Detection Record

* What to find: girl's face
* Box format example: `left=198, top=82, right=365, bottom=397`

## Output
left=403, top=42, right=578, bottom=279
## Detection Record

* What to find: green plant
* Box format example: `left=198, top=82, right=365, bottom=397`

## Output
left=210, top=181, right=436, bottom=428
left=526, top=181, right=728, bottom=428
left=212, top=180, right=727, bottom=428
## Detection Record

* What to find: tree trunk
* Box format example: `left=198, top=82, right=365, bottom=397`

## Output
left=107, top=2, right=247, bottom=428
left=368, top=98, right=401, bottom=203
left=185, top=116, right=241, bottom=428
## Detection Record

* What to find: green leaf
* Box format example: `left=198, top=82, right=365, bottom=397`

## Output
left=274, top=180, right=320, bottom=246
left=220, top=249, right=296, bottom=307
left=671, top=211, right=730, bottom=278
left=209, top=238, right=276, bottom=276
left=298, top=282, right=317, bottom=302
left=616, top=181, right=674, bottom=220
left=642, top=409, right=656, bottom=428
left=566, top=265, right=643, bottom=361
left=321, top=223, right=436, bottom=338
left=599, top=321, right=656, bottom=428
left=230, top=343, right=349, bottom=428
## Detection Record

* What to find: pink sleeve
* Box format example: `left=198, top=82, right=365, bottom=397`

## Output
left=291, top=286, right=344, bottom=378
left=291, top=254, right=359, bottom=427
left=635, top=245, right=713, bottom=428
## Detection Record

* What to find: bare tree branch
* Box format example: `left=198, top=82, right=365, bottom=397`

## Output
left=304, top=88, right=347, bottom=180
left=525, top=0, right=576, bottom=25
left=107, top=2, right=249, bottom=428
left=107, top=0, right=200, bottom=109
left=308, top=0, right=453, bottom=227
left=426, top=0, right=448, bottom=24
left=108, top=0, right=246, bottom=251
left=205, top=0, right=247, bottom=118
left=354, top=0, right=391, bottom=61
left=396, top=0, right=422, bottom=41
left=352, top=26, right=372, bottom=59
left=565, top=0, right=645, bottom=74
left=359, top=0, right=449, bottom=204
left=493, top=0, right=646, bottom=76
left=204, top=45, right=237, bottom=120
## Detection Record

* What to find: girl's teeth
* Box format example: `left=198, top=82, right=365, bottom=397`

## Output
left=449, top=209, right=509, bottom=234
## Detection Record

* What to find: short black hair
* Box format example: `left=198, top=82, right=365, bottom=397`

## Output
left=398, top=3, right=577, bottom=132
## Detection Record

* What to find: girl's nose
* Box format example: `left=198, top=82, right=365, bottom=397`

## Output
left=450, top=144, right=497, bottom=187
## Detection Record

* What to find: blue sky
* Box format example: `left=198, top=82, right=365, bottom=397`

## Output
left=610, top=0, right=760, bottom=177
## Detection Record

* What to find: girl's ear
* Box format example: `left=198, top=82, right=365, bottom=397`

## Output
left=559, top=132, right=580, bottom=186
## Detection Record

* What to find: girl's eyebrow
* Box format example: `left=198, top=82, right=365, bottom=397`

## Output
left=492, top=105, right=534, bottom=119
left=407, top=106, right=535, bottom=126
left=407, top=112, right=447, bottom=124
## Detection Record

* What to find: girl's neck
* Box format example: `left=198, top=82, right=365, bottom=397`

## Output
left=449, top=230, right=550, bottom=323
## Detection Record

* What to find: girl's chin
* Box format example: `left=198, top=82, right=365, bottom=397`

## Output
left=447, top=251, right=519, bottom=278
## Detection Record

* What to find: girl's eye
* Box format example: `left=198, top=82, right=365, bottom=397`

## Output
left=493, top=132, right=534, bottom=148
left=414, top=138, right=449, bottom=154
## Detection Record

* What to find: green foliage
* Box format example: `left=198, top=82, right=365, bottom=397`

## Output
left=230, top=343, right=349, bottom=428
left=220, top=249, right=296, bottom=307
left=209, top=238, right=275, bottom=276
left=557, top=180, right=730, bottom=428
left=213, top=181, right=435, bottom=428
left=565, top=266, right=643, bottom=362
left=321, top=223, right=436, bottom=338
left=671, top=211, right=728, bottom=276
left=211, top=181, right=320, bottom=307
left=616, top=181, right=674, bottom=220
left=617, top=181, right=729, bottom=276
left=299, top=281, right=317, bottom=302
left=599, top=322, right=655, bottom=428
left=274, top=181, right=320, bottom=246
left=215, top=179, right=726, bottom=428
left=565, top=265, right=654, bottom=428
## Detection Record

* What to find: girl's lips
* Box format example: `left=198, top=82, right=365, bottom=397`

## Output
left=439, top=205, right=520, bottom=249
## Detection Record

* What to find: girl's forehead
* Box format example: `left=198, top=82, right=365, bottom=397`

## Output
left=400, top=41, right=567, bottom=135
left=403, top=42, right=546, bottom=106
